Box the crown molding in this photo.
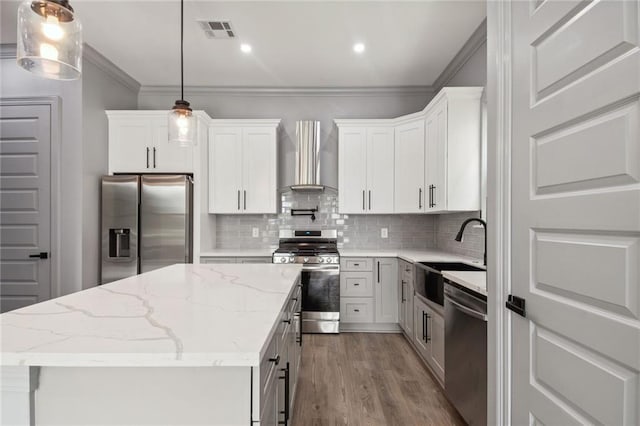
[433,18,487,91]
[0,44,17,59]
[83,43,141,92]
[139,85,435,98]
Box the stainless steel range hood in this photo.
[290,120,324,191]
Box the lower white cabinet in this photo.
[340,257,398,330]
[413,295,445,384]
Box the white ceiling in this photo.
[1,1,486,88]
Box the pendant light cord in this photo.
[180,0,184,101]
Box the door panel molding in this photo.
[1,97,61,301]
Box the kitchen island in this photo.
[1,263,303,426]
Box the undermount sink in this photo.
[417,261,485,272]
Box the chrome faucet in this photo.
[455,218,487,266]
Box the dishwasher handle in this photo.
[446,296,488,322]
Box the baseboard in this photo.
[339,323,401,333]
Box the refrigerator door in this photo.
[140,175,193,273]
[101,175,139,284]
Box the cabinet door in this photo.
[405,278,414,337]
[426,100,447,212]
[242,127,277,214]
[338,127,367,213]
[394,119,425,212]
[151,117,194,173]
[108,118,152,173]
[413,297,430,360]
[367,127,394,213]
[260,380,278,426]
[374,258,398,323]
[427,307,445,383]
[209,127,243,213]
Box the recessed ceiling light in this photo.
[353,43,365,54]
[240,43,252,53]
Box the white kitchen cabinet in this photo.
[374,258,398,323]
[394,116,426,213]
[424,87,483,212]
[413,295,445,385]
[107,111,209,174]
[336,122,394,214]
[398,259,414,335]
[208,120,280,214]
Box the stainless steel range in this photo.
[273,230,340,333]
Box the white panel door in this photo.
[108,118,151,173]
[426,100,447,212]
[338,127,367,213]
[209,127,242,213]
[394,119,425,213]
[374,258,398,323]
[242,127,277,214]
[511,2,640,425]
[151,117,193,173]
[367,127,394,213]
[0,104,51,312]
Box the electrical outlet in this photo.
[381,228,388,238]
[252,227,260,238]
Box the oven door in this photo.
[301,265,340,333]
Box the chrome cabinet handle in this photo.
[244,190,247,210]
[401,280,405,302]
[368,190,371,210]
[432,185,436,208]
[269,354,280,365]
[146,147,150,168]
[362,190,365,211]
[419,188,423,209]
[237,190,240,210]
[354,283,360,286]
[377,261,380,283]
[153,147,156,168]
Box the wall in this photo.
[81,46,139,289]
[215,190,436,250]
[0,54,83,297]
[139,88,434,189]
[443,40,487,87]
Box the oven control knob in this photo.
[303,257,309,263]
[318,257,324,263]
[279,257,286,263]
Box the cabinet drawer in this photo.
[340,258,373,271]
[340,272,373,297]
[259,332,280,401]
[340,298,374,323]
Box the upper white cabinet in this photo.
[425,87,483,212]
[336,123,394,214]
[106,111,209,174]
[394,116,426,213]
[208,120,280,214]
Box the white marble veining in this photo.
[442,270,487,297]
[0,264,302,367]
[199,249,274,258]
[339,248,484,267]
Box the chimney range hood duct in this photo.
[290,120,324,191]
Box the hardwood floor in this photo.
[290,333,465,426]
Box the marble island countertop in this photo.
[0,264,302,368]
[442,270,487,297]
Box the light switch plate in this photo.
[381,228,388,238]
[252,227,260,238]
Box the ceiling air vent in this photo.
[198,21,236,39]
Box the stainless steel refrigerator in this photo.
[101,175,193,284]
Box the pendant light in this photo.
[168,0,195,147]
[17,0,82,80]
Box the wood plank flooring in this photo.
[290,333,465,426]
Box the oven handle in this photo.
[446,296,487,322]
[301,265,340,271]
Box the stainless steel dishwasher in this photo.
[444,280,487,426]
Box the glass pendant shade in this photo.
[17,0,82,80]
[168,100,195,147]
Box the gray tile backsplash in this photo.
[435,212,485,260]
[213,191,484,259]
